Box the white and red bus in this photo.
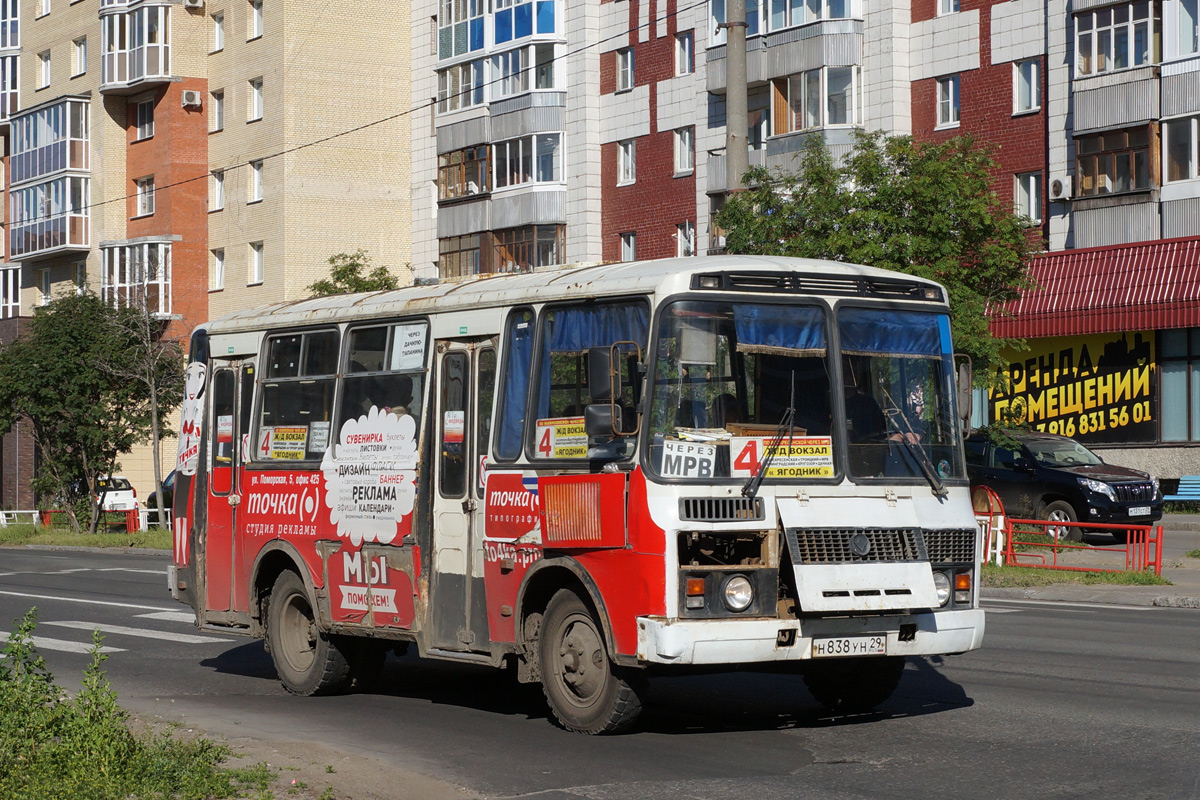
[169,255,984,733]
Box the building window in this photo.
[437,0,485,60]
[1,267,19,319]
[1075,2,1154,77]
[10,176,91,258]
[0,55,17,121]
[135,99,154,140]
[211,170,225,210]
[620,231,636,261]
[248,0,262,39]
[1015,172,1042,223]
[771,66,860,133]
[438,145,490,200]
[248,241,263,284]
[439,234,481,278]
[617,139,636,185]
[493,48,528,98]
[533,43,555,89]
[493,133,561,189]
[617,47,634,92]
[677,221,695,257]
[75,263,87,294]
[72,37,87,77]
[436,59,484,112]
[494,224,564,272]
[211,90,224,131]
[1165,116,1199,183]
[1173,0,1199,57]
[101,241,171,315]
[38,0,48,17]
[674,127,694,174]
[38,51,50,89]
[249,160,263,202]
[1076,127,1150,195]
[248,78,263,121]
[1161,328,1200,441]
[100,6,171,88]
[135,176,155,216]
[765,0,855,32]
[936,75,960,128]
[212,12,224,52]
[210,248,225,291]
[38,268,51,306]
[675,31,694,75]
[939,0,958,14]
[1014,58,1040,113]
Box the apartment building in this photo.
[0,0,412,507]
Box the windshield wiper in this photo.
[880,388,948,499]
[743,374,795,499]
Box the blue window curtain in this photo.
[733,304,826,356]
[536,302,650,416]
[838,308,948,357]
[497,309,534,459]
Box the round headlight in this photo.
[722,576,754,612]
[933,572,951,607]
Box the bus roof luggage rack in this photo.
[691,272,942,302]
[679,496,765,522]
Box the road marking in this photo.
[0,630,124,654]
[982,608,1022,614]
[97,568,166,575]
[984,598,1152,612]
[0,589,175,613]
[42,621,235,644]
[136,611,196,624]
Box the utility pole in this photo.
[724,0,749,195]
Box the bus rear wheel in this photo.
[538,589,644,734]
[803,656,906,714]
[266,570,352,696]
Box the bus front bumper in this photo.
[635,608,985,665]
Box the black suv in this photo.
[965,430,1161,541]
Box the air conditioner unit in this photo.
[182,0,204,8]
[181,90,203,108]
[1049,175,1072,201]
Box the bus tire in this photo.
[538,589,644,735]
[266,570,351,696]
[803,656,905,714]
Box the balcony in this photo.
[100,4,172,94]
[101,240,173,317]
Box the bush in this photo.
[0,609,272,800]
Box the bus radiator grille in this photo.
[922,529,976,564]
[785,528,926,564]
[678,496,766,522]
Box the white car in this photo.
[96,475,138,512]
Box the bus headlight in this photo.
[933,572,951,607]
[722,576,754,612]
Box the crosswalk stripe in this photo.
[0,630,124,654]
[135,611,196,623]
[0,589,174,612]
[42,621,235,644]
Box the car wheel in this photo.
[1041,500,1081,542]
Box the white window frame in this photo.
[211,89,224,131]
[38,0,48,17]
[617,47,634,92]
[765,0,856,32]
[1015,172,1042,223]
[249,159,263,201]
[248,0,262,39]
[617,139,636,185]
[135,98,154,140]
[438,59,485,112]
[135,176,155,217]
[212,12,225,52]
[72,37,87,77]
[1169,0,1200,58]
[0,267,19,319]
[1074,2,1154,77]
[620,231,636,262]
[492,133,562,189]
[75,262,87,294]
[936,75,960,129]
[674,126,694,174]
[211,169,225,210]
[675,31,694,76]
[1164,116,1199,184]
[1014,58,1040,114]
[39,268,52,305]
[101,241,172,315]
[770,66,861,135]
[677,220,695,257]
[249,78,263,121]
[248,241,264,285]
[938,0,959,15]
[210,248,225,291]
[38,51,50,89]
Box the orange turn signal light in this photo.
[686,577,706,596]
[955,574,972,591]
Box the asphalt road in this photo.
[2,547,1199,800]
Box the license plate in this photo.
[1128,506,1151,517]
[811,635,887,658]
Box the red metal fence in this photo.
[1002,518,1164,576]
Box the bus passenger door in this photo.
[429,340,494,654]
[204,359,254,616]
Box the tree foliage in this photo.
[307,250,402,296]
[0,293,184,533]
[716,130,1038,377]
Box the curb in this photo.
[8,543,169,557]
[982,586,1200,609]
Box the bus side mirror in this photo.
[954,354,972,429]
[584,403,621,437]
[588,346,619,403]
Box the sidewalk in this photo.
[981,514,1200,609]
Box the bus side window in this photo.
[211,369,235,495]
[440,352,468,498]
[496,309,534,461]
[477,347,496,497]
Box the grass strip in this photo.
[0,524,171,550]
[982,563,1171,588]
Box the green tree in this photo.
[307,250,403,296]
[0,293,184,534]
[717,130,1038,376]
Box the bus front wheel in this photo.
[266,570,352,696]
[538,589,644,734]
[803,656,906,714]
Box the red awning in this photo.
[991,236,1200,339]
